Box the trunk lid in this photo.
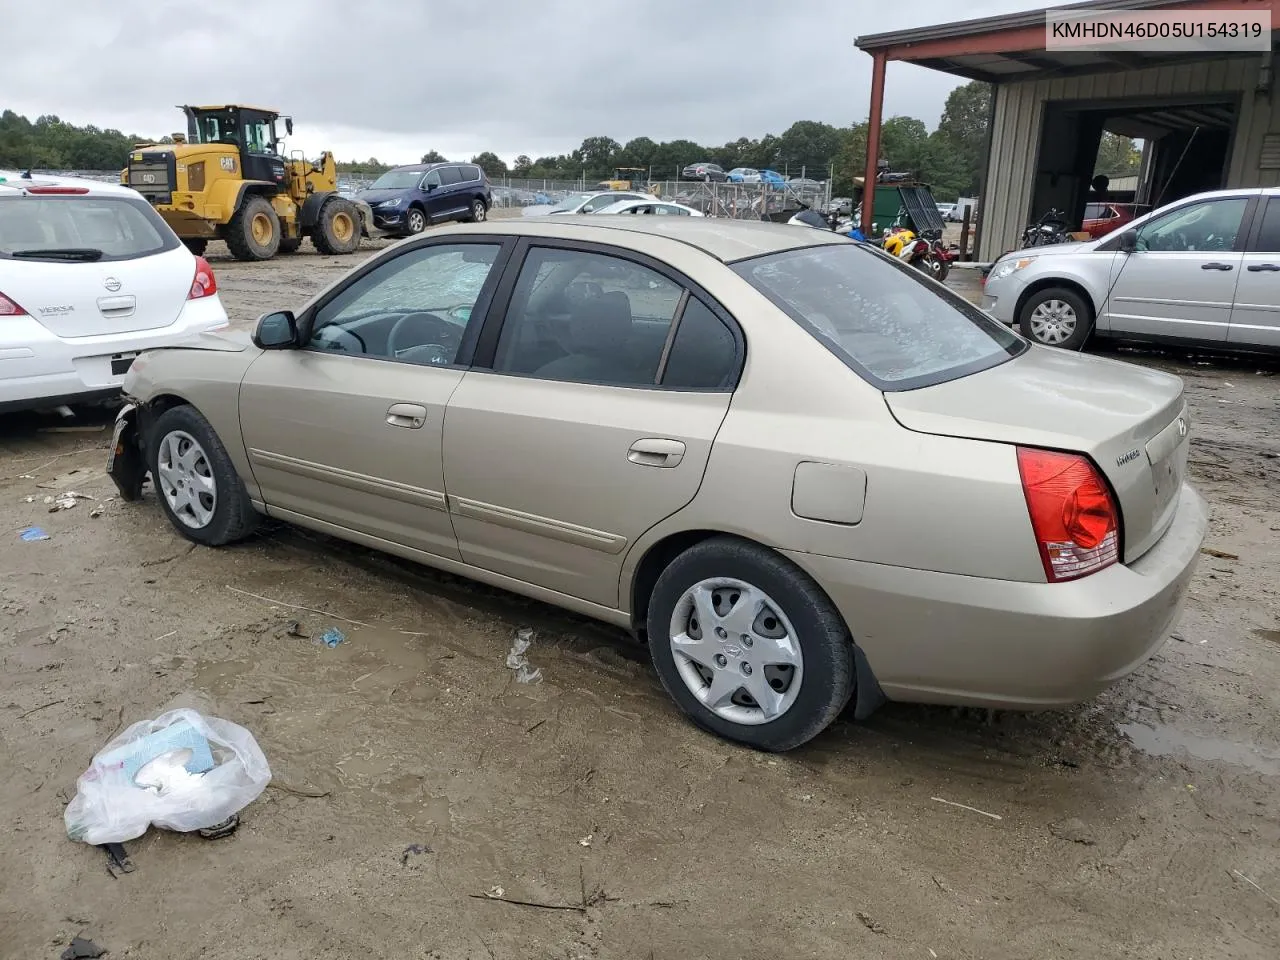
[0,244,192,338]
[884,346,1189,563]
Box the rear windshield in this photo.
[732,243,1026,391]
[0,194,178,263]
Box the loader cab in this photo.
[182,105,287,190]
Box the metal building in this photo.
[855,0,1280,261]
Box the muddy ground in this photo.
[1,232,1278,960]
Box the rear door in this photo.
[0,193,190,338]
[442,240,743,607]
[1229,194,1280,348]
[1102,193,1254,343]
[436,165,467,218]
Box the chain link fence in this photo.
[488,176,832,218]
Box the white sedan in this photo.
[0,172,229,413]
[591,199,705,217]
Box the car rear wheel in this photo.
[1019,286,1093,350]
[647,536,854,751]
[148,405,258,547]
[404,206,427,235]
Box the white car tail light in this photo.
[1017,446,1120,582]
[0,290,28,316]
[188,256,217,300]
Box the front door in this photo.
[443,242,742,608]
[238,239,508,560]
[1102,194,1253,343]
[1230,194,1280,349]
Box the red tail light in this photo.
[1017,447,1120,582]
[0,290,28,315]
[188,256,217,299]
[25,185,90,194]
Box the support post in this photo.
[861,51,887,237]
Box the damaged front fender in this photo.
[106,401,148,501]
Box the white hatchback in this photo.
[0,172,229,413]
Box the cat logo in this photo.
[141,173,156,184]
[220,157,236,172]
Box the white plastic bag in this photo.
[65,708,271,845]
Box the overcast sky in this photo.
[1,0,1049,165]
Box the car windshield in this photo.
[0,195,176,262]
[369,171,422,190]
[548,193,592,212]
[733,243,1026,390]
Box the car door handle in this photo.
[1201,262,1234,271]
[386,403,427,429]
[628,438,686,468]
[1247,262,1280,271]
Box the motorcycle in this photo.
[882,226,932,273]
[1021,208,1070,248]
[926,237,957,282]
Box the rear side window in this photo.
[1251,198,1280,252]
[733,243,1025,391]
[439,166,462,186]
[0,195,178,262]
[462,165,483,182]
[661,298,738,390]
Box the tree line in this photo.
[4,84,1141,203]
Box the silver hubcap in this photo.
[1029,299,1078,345]
[408,211,425,232]
[668,578,803,725]
[156,430,217,529]
[474,203,486,221]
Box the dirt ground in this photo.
[1,232,1278,960]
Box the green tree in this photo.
[420,150,447,164]
[512,154,533,175]
[470,151,508,177]
[572,136,621,178]
[1095,132,1141,177]
[777,120,843,176]
[933,80,992,197]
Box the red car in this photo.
[1082,202,1147,239]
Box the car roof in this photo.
[0,171,136,198]
[453,215,842,262]
[386,161,471,173]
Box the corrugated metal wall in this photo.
[979,57,1275,261]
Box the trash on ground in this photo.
[90,506,104,519]
[198,814,240,839]
[486,885,505,899]
[318,627,346,648]
[46,491,93,512]
[505,627,543,684]
[102,841,135,877]
[60,936,107,959]
[20,527,51,542]
[64,708,271,845]
[285,620,309,639]
[931,796,1003,820]
[401,843,432,865]
[579,834,593,847]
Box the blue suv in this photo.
[357,162,492,237]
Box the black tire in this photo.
[224,196,280,261]
[466,198,487,223]
[403,206,428,235]
[182,238,208,256]
[312,196,362,255]
[147,405,258,547]
[1018,285,1093,350]
[278,237,302,254]
[646,536,855,752]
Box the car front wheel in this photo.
[148,405,258,546]
[405,207,427,235]
[647,536,854,751]
[1019,286,1093,350]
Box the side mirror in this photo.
[285,118,294,135]
[253,310,298,349]
[1119,229,1138,253]
[425,182,437,192]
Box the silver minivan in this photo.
[982,188,1280,353]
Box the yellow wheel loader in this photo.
[121,105,371,261]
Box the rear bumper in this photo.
[0,296,228,413]
[784,482,1208,709]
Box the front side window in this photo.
[422,170,442,188]
[308,243,501,366]
[494,247,684,386]
[1136,197,1249,252]
[733,243,1024,390]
